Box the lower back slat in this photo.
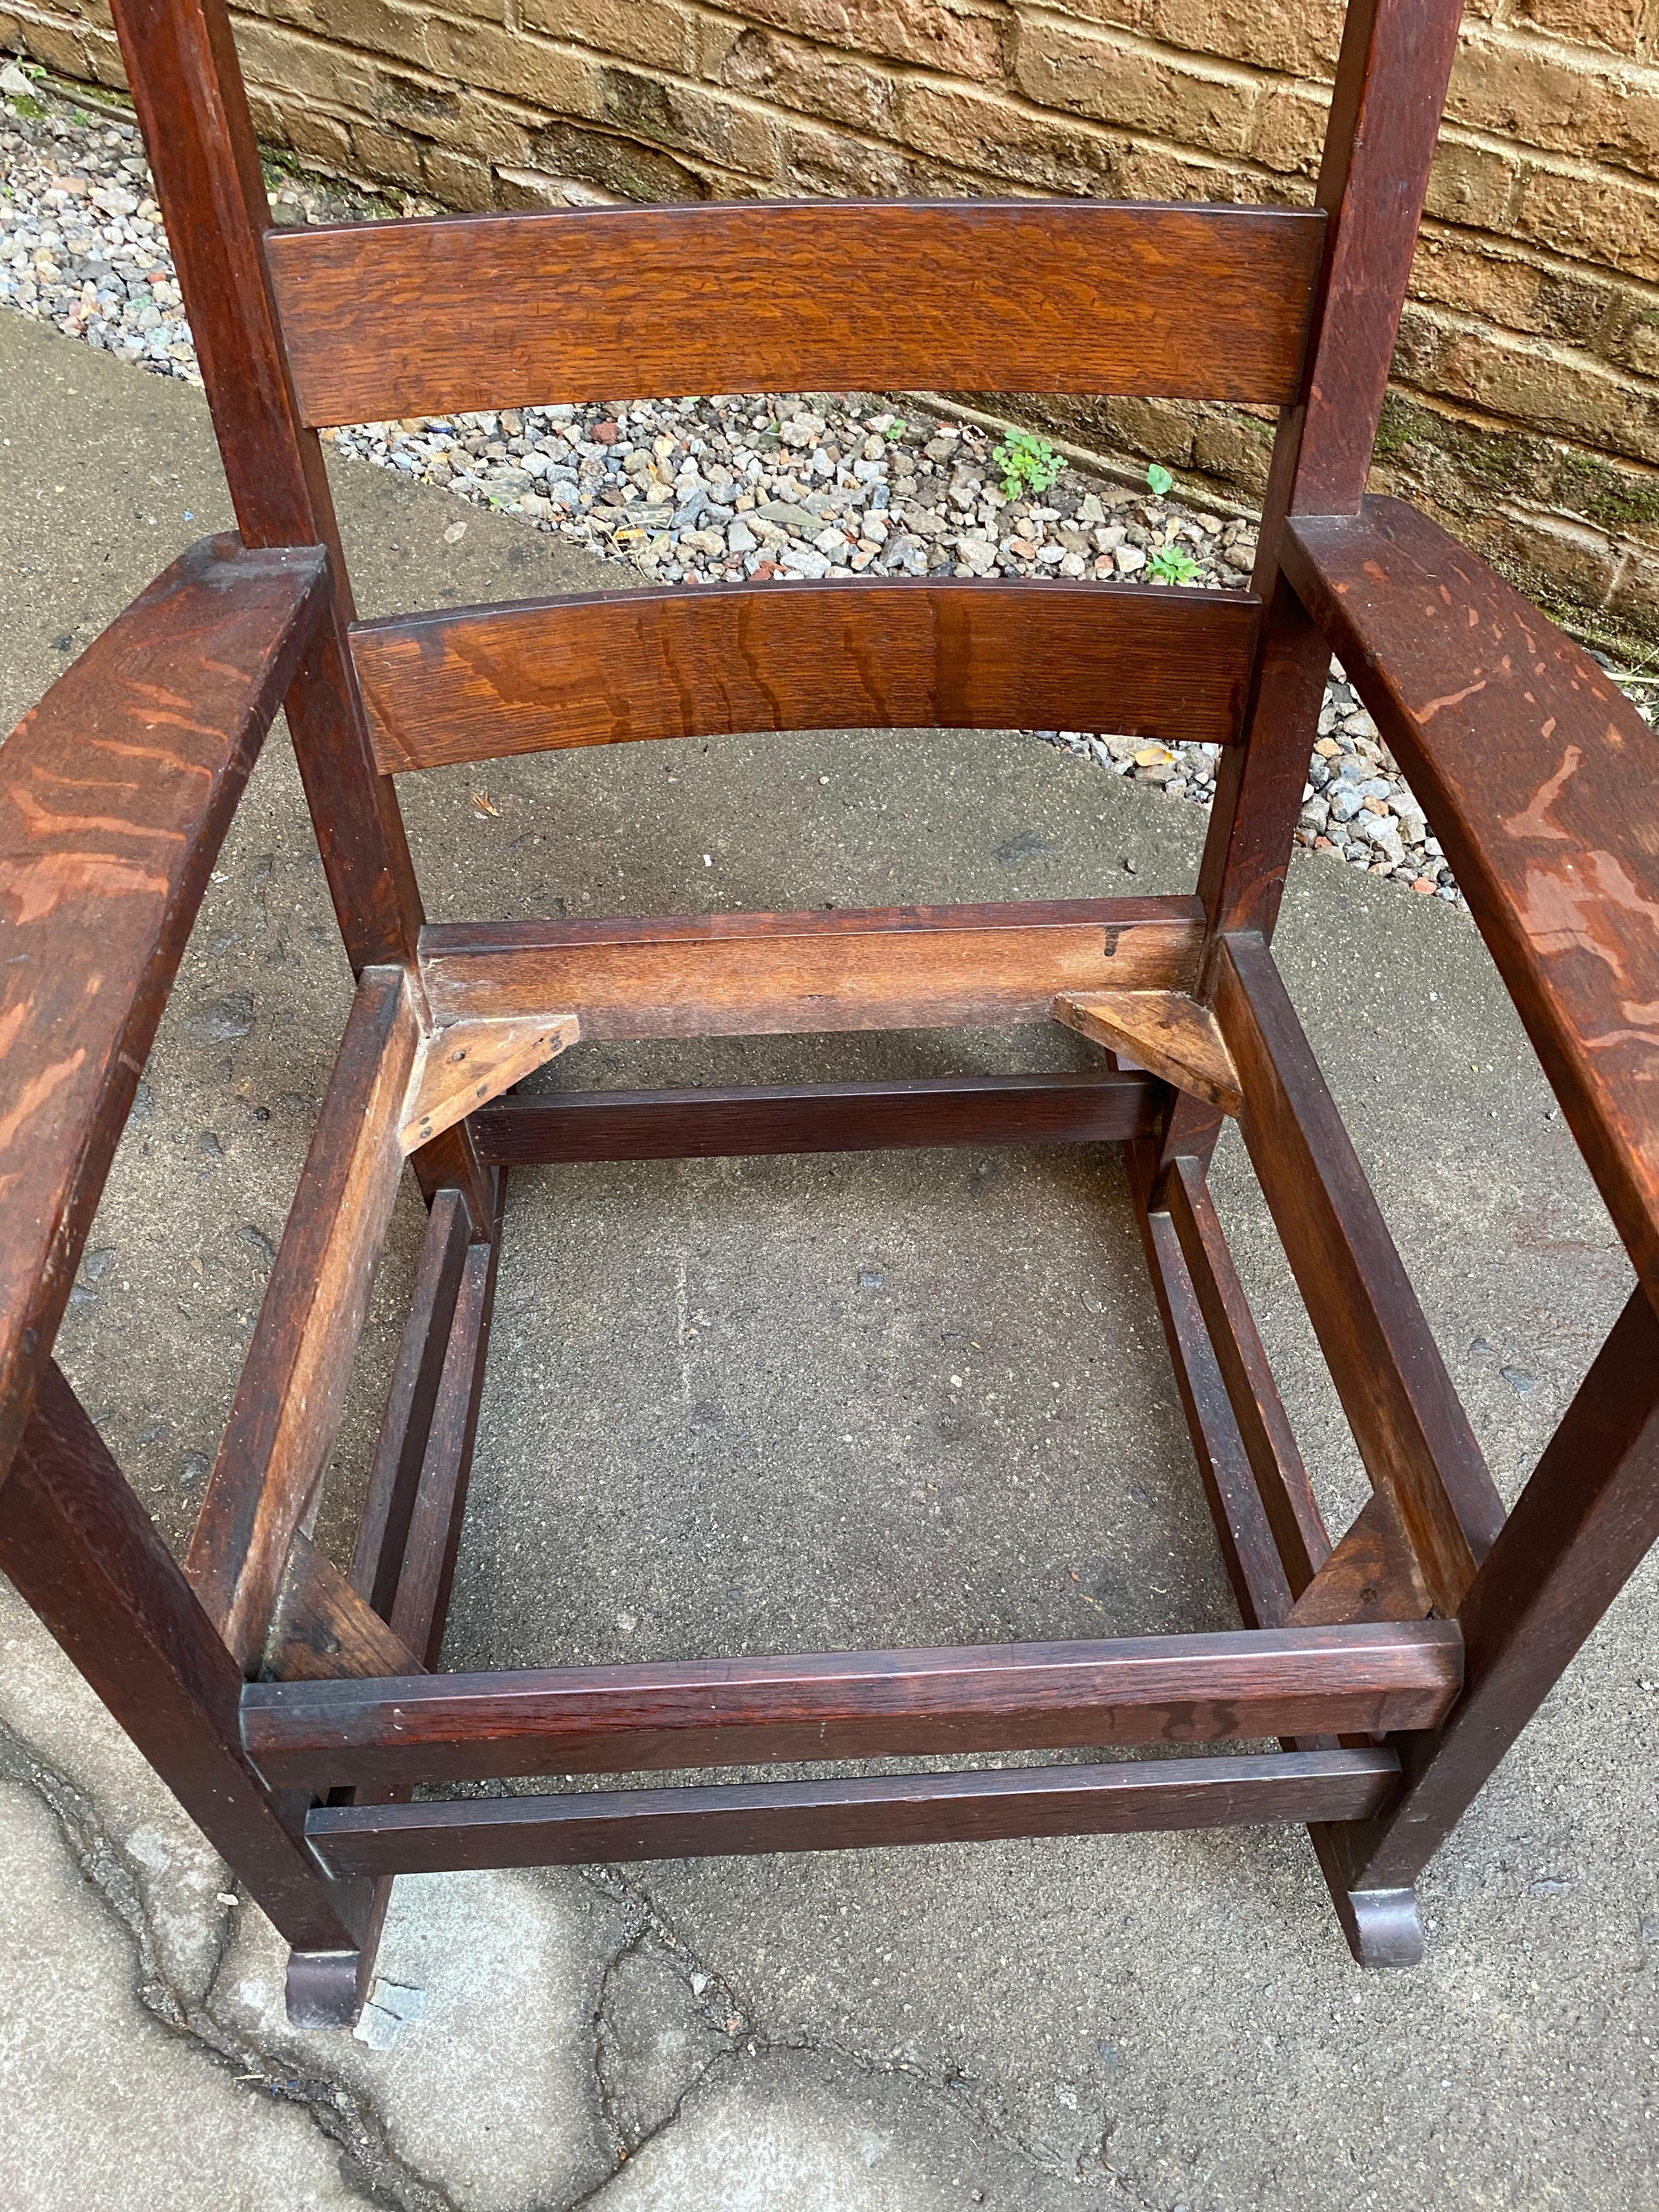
[351,578,1256,773]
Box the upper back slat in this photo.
[266,199,1326,427]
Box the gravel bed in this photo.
[7,64,1653,908]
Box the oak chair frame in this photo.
[4,0,1658,2028]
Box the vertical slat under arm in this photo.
[388,1174,505,1667]
[1342,1287,1659,1894]
[1126,1142,1295,1630]
[1163,1156,1331,1598]
[350,1188,471,1620]
[186,968,420,1669]
[1213,933,1504,1617]
[0,1364,365,1954]
[108,0,423,973]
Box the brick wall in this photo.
[6,0,1658,650]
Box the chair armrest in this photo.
[0,533,328,1482]
[1282,496,1659,1296]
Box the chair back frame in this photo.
[4,0,1657,2030]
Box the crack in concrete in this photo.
[2,1704,1138,2209]
[0,1714,457,2212]
[571,1859,1130,2203]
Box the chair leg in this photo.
[287,1880,396,2028]
[1311,1831,1423,1968]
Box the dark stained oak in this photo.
[1125,1141,1295,1631]
[1214,932,1505,1617]
[420,898,1205,1041]
[1290,1489,1431,1628]
[185,968,419,1669]
[349,579,1257,772]
[263,1532,425,1684]
[350,1188,471,1620]
[387,1180,504,1669]
[239,1621,1462,1791]
[472,1073,1163,1165]
[1284,495,1659,1303]
[108,0,423,974]
[1344,1288,1659,1894]
[1194,0,1469,977]
[303,1747,1403,1880]
[0,1364,366,1953]
[266,200,1327,425]
[8,0,1653,2004]
[0,537,325,1487]
[1163,1156,1330,1598]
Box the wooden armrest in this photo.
[0,534,328,1482]
[1282,496,1659,1295]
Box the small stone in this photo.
[1114,543,1148,577]
[190,991,253,1041]
[726,517,757,555]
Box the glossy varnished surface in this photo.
[267,199,1327,425]
[1285,495,1659,1301]
[303,1747,1404,1879]
[0,535,324,1485]
[351,579,1257,772]
[239,1621,1463,1789]
[470,1073,1163,1164]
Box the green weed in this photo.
[994,429,1063,500]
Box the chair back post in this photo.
[106,0,424,974]
[1190,0,1468,969]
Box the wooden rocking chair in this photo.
[5,0,1657,2028]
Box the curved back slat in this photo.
[267,200,1325,427]
[350,576,1257,774]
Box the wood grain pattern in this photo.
[185,967,419,1669]
[1162,1156,1330,1597]
[266,200,1327,425]
[399,1014,579,1152]
[351,1188,471,1620]
[0,536,325,1489]
[109,0,424,973]
[1284,496,1659,1304]
[471,1073,1163,1164]
[1289,1489,1431,1628]
[1214,931,1505,1617]
[303,1747,1402,1880]
[420,898,1205,1041]
[263,1532,425,1684]
[1056,990,1243,1114]
[238,1621,1462,1791]
[0,1364,364,1951]
[1193,0,1468,969]
[351,580,1257,772]
[1347,1287,1659,1893]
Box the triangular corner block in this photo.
[400,1012,579,1153]
[1053,989,1242,1116]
